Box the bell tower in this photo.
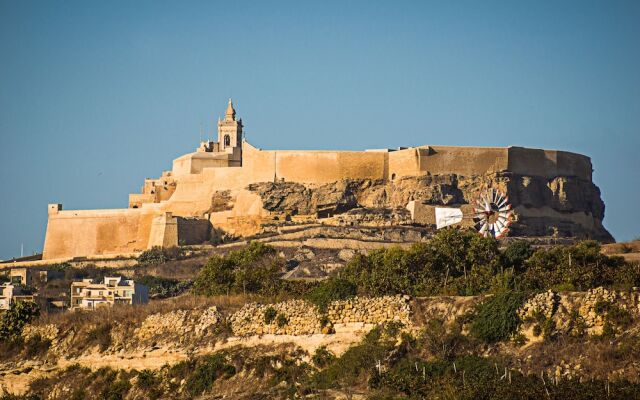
[217,98,243,149]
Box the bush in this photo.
[137,247,168,265]
[100,378,131,400]
[137,246,185,266]
[264,307,277,324]
[184,354,236,396]
[312,346,335,368]
[520,241,634,292]
[311,325,397,389]
[470,291,525,343]
[276,313,289,328]
[338,229,503,297]
[305,278,356,311]
[595,301,633,338]
[502,240,534,270]
[134,369,163,399]
[0,301,40,340]
[422,318,463,360]
[193,242,283,296]
[136,275,191,299]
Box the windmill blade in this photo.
[479,221,489,235]
[497,195,508,208]
[483,196,491,212]
[496,228,509,239]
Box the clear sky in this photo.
[0,0,639,260]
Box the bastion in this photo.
[42,100,612,260]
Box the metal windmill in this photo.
[435,188,515,239]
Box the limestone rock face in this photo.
[247,172,613,241]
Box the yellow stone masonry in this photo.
[42,101,594,260]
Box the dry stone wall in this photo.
[229,295,412,336]
[134,306,222,346]
[519,287,640,338]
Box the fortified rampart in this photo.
[41,101,611,260]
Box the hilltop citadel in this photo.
[42,100,612,260]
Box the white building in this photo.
[0,282,37,310]
[70,277,149,310]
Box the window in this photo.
[224,135,231,147]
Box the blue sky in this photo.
[0,0,638,259]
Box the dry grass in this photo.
[602,240,640,255]
[512,329,640,382]
[35,293,257,330]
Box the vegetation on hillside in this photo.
[9,320,640,400]
[191,230,638,306]
[4,231,640,399]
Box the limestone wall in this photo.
[274,150,387,184]
[42,208,156,259]
[229,296,412,336]
[42,208,209,260]
[419,146,509,177]
[508,147,592,181]
[388,147,421,180]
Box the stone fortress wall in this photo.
[41,100,605,260]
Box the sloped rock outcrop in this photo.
[247,172,613,241]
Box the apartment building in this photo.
[70,277,149,310]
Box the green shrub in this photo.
[312,346,335,368]
[338,229,503,297]
[422,318,463,360]
[305,278,356,311]
[136,275,191,299]
[185,353,236,396]
[193,242,283,296]
[311,325,396,389]
[276,313,289,328]
[137,247,168,265]
[136,369,163,399]
[264,306,277,324]
[520,241,634,292]
[502,240,534,270]
[596,301,633,337]
[100,378,131,400]
[0,301,40,340]
[470,291,525,343]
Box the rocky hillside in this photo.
[2,288,640,399]
[247,172,613,242]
